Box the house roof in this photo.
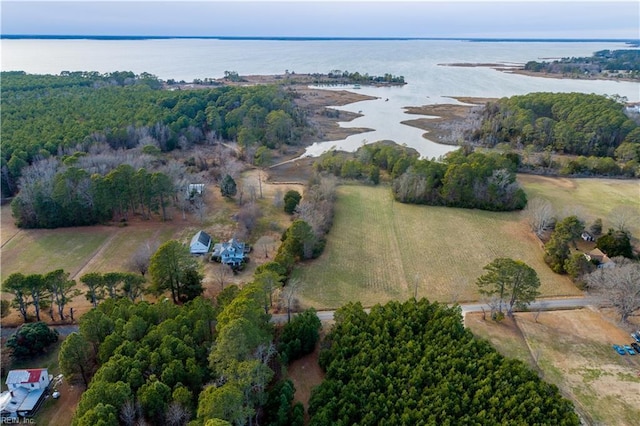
[588,248,606,258]
[6,369,46,385]
[18,388,45,412]
[190,231,211,247]
[212,238,246,260]
[188,183,205,193]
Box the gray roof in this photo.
[191,231,211,247]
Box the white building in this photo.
[0,369,51,418]
[190,230,212,255]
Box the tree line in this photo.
[315,143,527,211]
[1,71,307,198]
[309,299,579,425]
[11,160,175,228]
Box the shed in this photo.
[190,231,212,255]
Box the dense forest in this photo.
[309,300,579,425]
[524,49,640,79]
[65,284,311,425]
[1,71,306,199]
[472,92,638,156]
[315,143,527,211]
[467,92,640,176]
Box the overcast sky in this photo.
[1,1,638,39]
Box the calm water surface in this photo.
[3,39,638,158]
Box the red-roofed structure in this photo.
[1,368,51,418]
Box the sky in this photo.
[1,1,639,39]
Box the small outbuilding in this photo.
[187,183,205,200]
[190,231,212,255]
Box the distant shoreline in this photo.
[2,35,638,44]
[439,62,640,83]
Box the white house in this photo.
[187,183,205,200]
[0,369,51,418]
[190,231,212,255]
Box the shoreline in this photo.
[401,97,492,145]
[439,62,639,83]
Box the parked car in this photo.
[613,344,626,355]
[632,333,640,343]
[631,342,640,353]
[623,345,636,355]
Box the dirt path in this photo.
[70,229,122,280]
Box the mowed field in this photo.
[518,175,640,237]
[1,204,182,282]
[295,177,639,309]
[294,183,583,309]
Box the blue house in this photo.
[211,238,249,267]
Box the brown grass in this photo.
[468,309,640,425]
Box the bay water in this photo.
[2,39,638,158]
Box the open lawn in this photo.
[294,184,582,309]
[468,309,640,426]
[1,225,112,281]
[518,175,640,237]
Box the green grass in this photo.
[294,184,582,309]
[80,226,177,275]
[518,175,640,236]
[1,229,111,281]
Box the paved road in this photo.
[271,296,596,324]
[0,324,80,339]
[0,297,595,334]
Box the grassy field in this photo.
[468,309,640,426]
[294,184,583,309]
[0,204,184,282]
[0,224,112,280]
[518,175,640,237]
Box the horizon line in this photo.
[2,34,639,43]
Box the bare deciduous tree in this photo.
[586,258,640,323]
[273,188,284,208]
[165,402,191,426]
[608,205,640,234]
[214,265,232,291]
[278,278,301,323]
[130,240,159,277]
[523,197,555,238]
[237,202,262,235]
[120,400,137,426]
